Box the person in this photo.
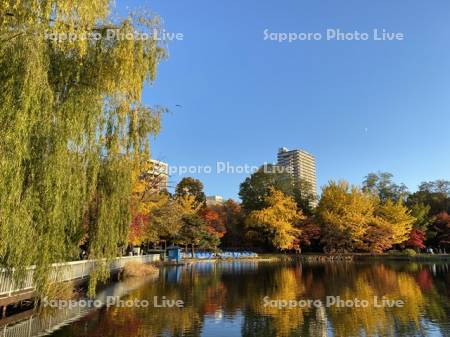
[79,249,87,260]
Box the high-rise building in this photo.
[277,147,317,196]
[206,195,224,206]
[146,159,169,191]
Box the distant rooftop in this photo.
[278,147,314,157]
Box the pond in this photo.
[50,261,450,337]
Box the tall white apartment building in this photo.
[147,159,169,191]
[277,147,317,196]
[206,195,225,206]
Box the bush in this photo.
[122,262,159,278]
[402,249,417,257]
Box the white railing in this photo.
[0,254,160,298]
[1,269,159,337]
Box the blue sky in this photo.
[118,0,450,199]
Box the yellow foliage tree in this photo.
[177,194,203,215]
[246,188,304,250]
[318,181,415,253]
[129,161,168,246]
[317,181,375,253]
[375,199,415,245]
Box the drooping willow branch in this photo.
[0,1,166,298]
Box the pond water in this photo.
[50,261,450,337]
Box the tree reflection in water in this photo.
[51,261,450,337]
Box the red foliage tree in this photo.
[128,212,149,245]
[405,229,426,250]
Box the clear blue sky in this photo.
[119,0,450,200]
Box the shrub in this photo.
[402,249,417,257]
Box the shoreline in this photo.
[159,253,450,264]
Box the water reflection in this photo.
[51,261,450,337]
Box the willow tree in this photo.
[0,1,166,296]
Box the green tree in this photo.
[146,192,208,247]
[147,195,184,245]
[239,164,294,212]
[293,179,317,216]
[220,199,246,247]
[408,181,450,216]
[408,203,432,231]
[419,180,450,195]
[0,1,165,296]
[363,172,409,203]
[179,214,219,255]
[175,177,206,206]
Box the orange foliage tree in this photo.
[200,207,227,239]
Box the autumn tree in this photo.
[361,220,394,254]
[245,188,304,251]
[317,181,374,253]
[318,181,415,254]
[129,162,169,246]
[296,219,321,250]
[378,200,414,242]
[175,177,206,207]
[239,165,294,212]
[200,207,227,239]
[405,229,426,251]
[177,194,203,215]
[363,200,415,253]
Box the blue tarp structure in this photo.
[182,251,258,259]
[167,246,182,262]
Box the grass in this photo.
[47,281,79,300]
[122,262,159,278]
